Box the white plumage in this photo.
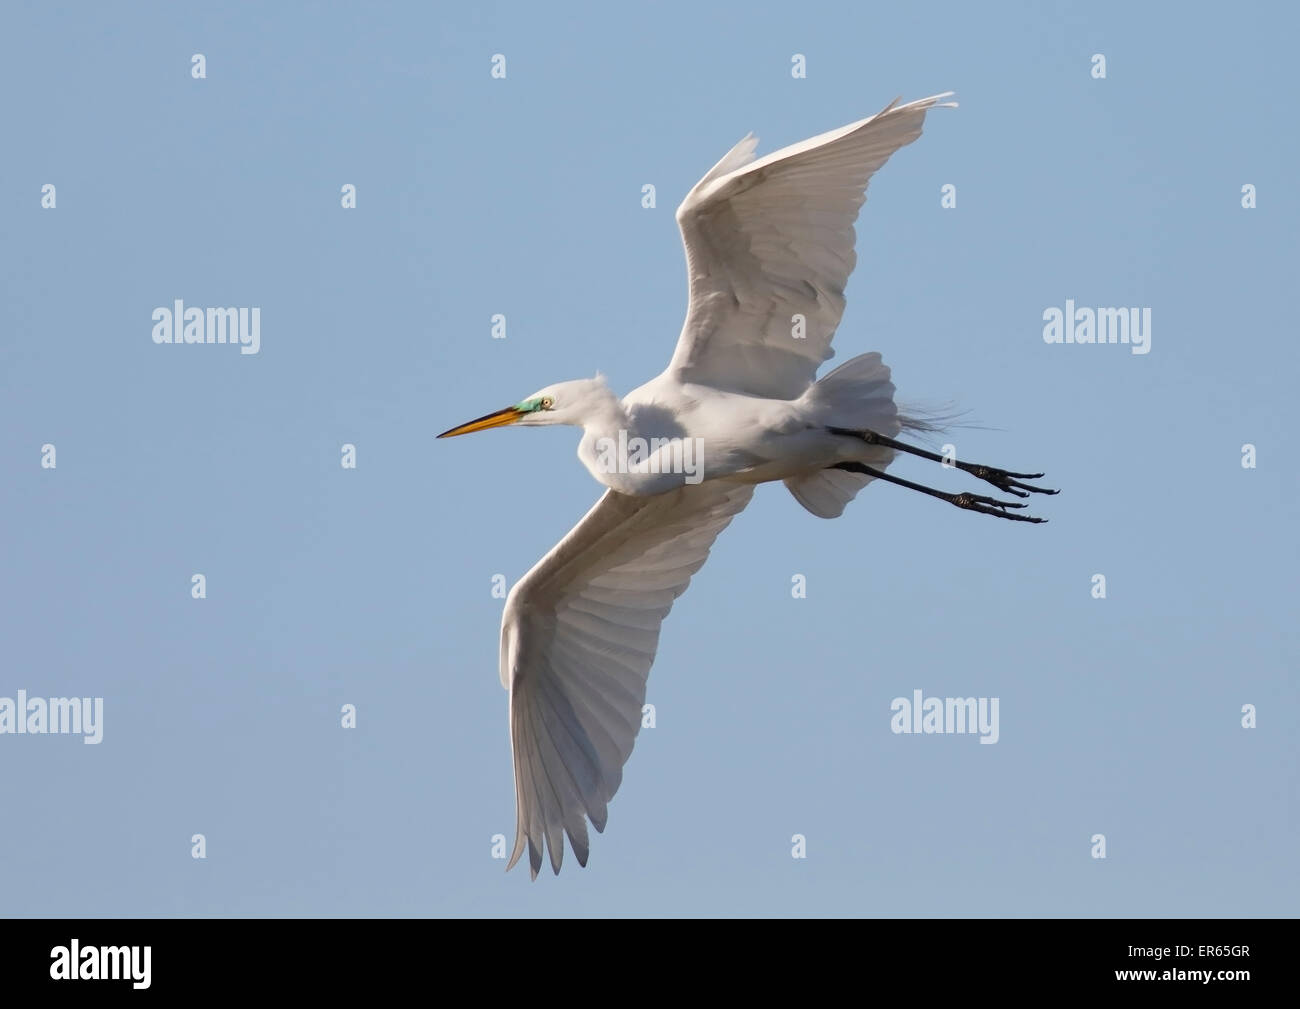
[668,93,956,399]
[501,481,755,875]
[435,93,1047,878]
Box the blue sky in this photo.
[1,1,1295,917]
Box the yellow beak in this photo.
[437,405,525,438]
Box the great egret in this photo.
[439,92,1055,878]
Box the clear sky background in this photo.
[1,1,1295,917]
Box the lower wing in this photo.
[499,480,755,877]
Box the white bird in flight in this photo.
[439,92,1055,878]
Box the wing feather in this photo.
[667,92,955,399]
[501,481,754,876]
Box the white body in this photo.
[575,368,901,496]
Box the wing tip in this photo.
[879,90,958,116]
[506,830,545,880]
[507,824,591,879]
[916,90,958,110]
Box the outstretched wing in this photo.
[667,92,955,399]
[500,481,755,877]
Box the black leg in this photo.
[833,462,1047,523]
[828,427,1059,499]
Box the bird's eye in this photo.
[541,396,554,409]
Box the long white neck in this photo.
[575,390,647,491]
[578,384,631,442]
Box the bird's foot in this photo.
[964,464,1058,499]
[949,490,1046,523]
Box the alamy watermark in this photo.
[890,689,999,744]
[592,430,705,484]
[50,940,150,989]
[152,300,260,355]
[0,690,103,744]
[1042,299,1151,355]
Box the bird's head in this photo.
[437,377,617,438]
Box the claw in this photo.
[956,493,1026,510]
[951,492,1047,523]
[970,465,1059,497]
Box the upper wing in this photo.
[666,92,955,399]
[500,480,755,877]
